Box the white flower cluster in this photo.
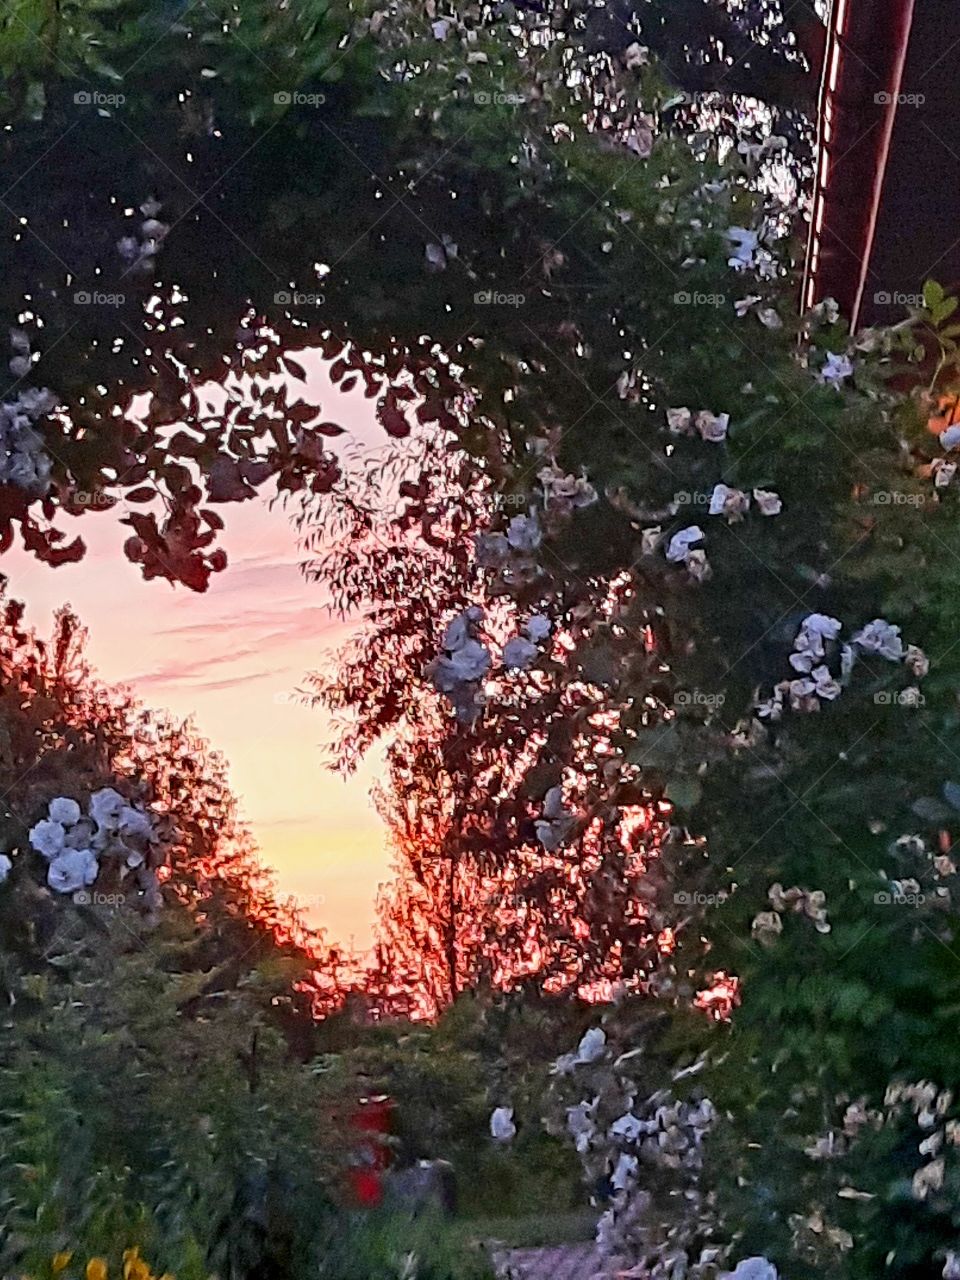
[883,1080,957,1206]
[663,525,710,581]
[931,454,957,488]
[537,461,598,514]
[807,297,841,327]
[424,233,458,271]
[757,614,927,719]
[535,785,575,851]
[738,135,788,165]
[666,407,729,443]
[489,1105,516,1142]
[428,606,554,718]
[817,351,854,387]
[726,227,757,271]
[734,295,782,330]
[726,226,776,280]
[545,1026,723,1280]
[553,1026,608,1076]
[28,789,160,908]
[752,882,830,946]
[802,1097,880,1161]
[882,831,957,914]
[474,510,542,568]
[721,1263,778,1280]
[474,459,597,582]
[502,613,551,671]
[930,407,960,486]
[708,483,782,522]
[427,606,490,724]
[2,330,55,493]
[117,197,169,273]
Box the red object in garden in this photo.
[347,1094,394,1208]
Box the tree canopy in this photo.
[9,1,960,1278]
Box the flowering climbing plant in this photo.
[303,11,960,1275]
[9,0,960,1276]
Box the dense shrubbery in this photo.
[0,594,335,1274]
[316,991,588,1217]
[7,0,960,1277]
[0,594,507,1278]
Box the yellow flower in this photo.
[52,1254,73,1275]
[121,1249,150,1280]
[86,1259,108,1280]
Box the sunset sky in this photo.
[7,359,390,951]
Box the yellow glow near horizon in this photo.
[5,361,391,950]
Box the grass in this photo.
[454,1207,598,1249]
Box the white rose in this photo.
[722,1260,778,1280]
[119,806,153,840]
[503,636,538,670]
[666,526,704,563]
[89,787,126,831]
[611,1152,638,1191]
[575,1027,606,1064]
[752,488,782,516]
[490,1106,516,1142]
[30,818,65,860]
[47,848,99,895]
[524,614,551,643]
[666,407,693,435]
[48,797,81,827]
[695,411,730,443]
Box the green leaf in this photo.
[627,723,682,768]
[934,297,959,326]
[666,777,702,810]
[924,279,945,311]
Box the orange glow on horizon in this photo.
[6,357,390,953]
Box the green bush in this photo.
[318,1210,496,1280]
